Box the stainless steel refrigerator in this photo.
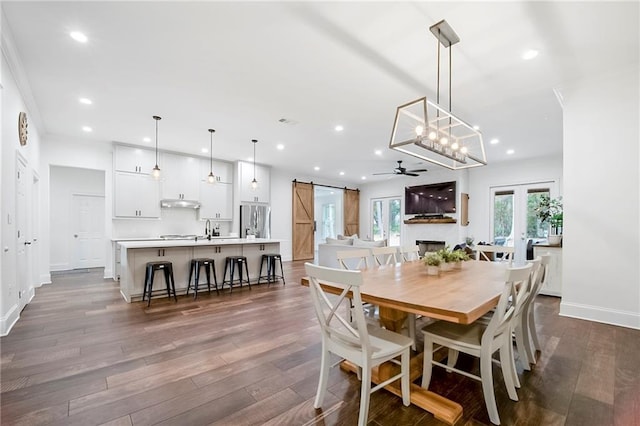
[240,204,271,238]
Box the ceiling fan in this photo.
[373,160,428,177]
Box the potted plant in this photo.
[424,253,442,276]
[451,249,470,269]
[534,195,563,245]
[437,246,457,271]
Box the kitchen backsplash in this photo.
[112,208,232,239]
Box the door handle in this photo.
[24,241,32,245]
[74,234,78,238]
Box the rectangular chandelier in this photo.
[389,96,486,170]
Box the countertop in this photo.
[112,236,233,242]
[117,238,281,249]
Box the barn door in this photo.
[343,189,360,236]
[292,181,314,260]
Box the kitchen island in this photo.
[118,238,281,302]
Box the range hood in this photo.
[160,199,201,209]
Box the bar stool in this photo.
[257,253,285,286]
[143,261,177,307]
[222,256,251,293]
[186,258,218,298]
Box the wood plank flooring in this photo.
[2,261,639,425]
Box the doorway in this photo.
[490,181,559,264]
[314,186,344,252]
[371,197,402,246]
[16,154,29,311]
[72,194,106,269]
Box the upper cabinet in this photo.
[113,172,160,218]
[161,153,200,200]
[238,161,270,203]
[114,145,156,174]
[200,158,232,184]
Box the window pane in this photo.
[527,190,550,239]
[372,200,384,241]
[493,192,513,246]
[389,199,401,246]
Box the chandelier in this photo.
[389,20,486,170]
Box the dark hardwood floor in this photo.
[2,261,639,425]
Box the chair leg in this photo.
[358,366,372,426]
[211,261,219,295]
[278,256,285,285]
[243,260,251,289]
[499,342,519,401]
[408,313,416,351]
[313,348,331,409]
[193,263,200,299]
[446,348,459,372]
[401,348,410,406]
[258,256,265,285]
[529,307,541,352]
[186,262,194,296]
[168,265,177,302]
[229,260,235,293]
[508,327,521,389]
[480,349,501,425]
[204,263,212,294]
[421,337,434,388]
[515,322,531,370]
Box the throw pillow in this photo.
[337,234,358,240]
[352,238,386,248]
[326,237,353,245]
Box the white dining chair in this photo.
[421,263,532,425]
[371,246,399,265]
[399,245,421,262]
[475,245,515,263]
[336,249,371,270]
[523,253,551,364]
[305,263,412,426]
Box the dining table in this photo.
[300,259,511,425]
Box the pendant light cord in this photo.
[253,140,257,180]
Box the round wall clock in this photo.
[18,112,28,146]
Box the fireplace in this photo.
[416,240,446,257]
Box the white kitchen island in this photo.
[118,238,281,302]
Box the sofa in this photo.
[317,235,387,269]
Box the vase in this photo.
[426,265,440,276]
[440,262,453,272]
[548,235,562,246]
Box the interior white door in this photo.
[31,173,40,291]
[16,156,29,311]
[490,181,558,264]
[72,194,106,269]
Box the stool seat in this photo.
[222,256,251,293]
[143,261,177,306]
[258,253,285,286]
[187,258,219,298]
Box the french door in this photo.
[371,197,402,246]
[490,181,558,264]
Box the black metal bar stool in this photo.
[186,258,218,298]
[257,253,285,286]
[143,261,177,306]
[222,256,251,293]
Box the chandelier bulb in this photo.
[428,131,437,141]
[440,136,449,145]
[451,142,459,150]
[415,125,424,136]
[207,172,215,184]
[460,146,468,154]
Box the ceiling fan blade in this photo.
[406,168,428,173]
[404,172,420,177]
[372,172,395,175]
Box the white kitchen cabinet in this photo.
[200,158,233,184]
[193,244,242,287]
[114,172,160,218]
[238,161,270,203]
[242,242,279,281]
[161,153,200,200]
[533,245,562,297]
[132,247,191,298]
[114,145,157,174]
[199,181,233,220]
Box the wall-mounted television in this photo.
[405,181,456,215]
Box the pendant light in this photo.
[250,139,258,190]
[207,129,216,184]
[151,115,161,178]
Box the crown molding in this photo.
[1,10,45,136]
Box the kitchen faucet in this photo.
[205,219,212,240]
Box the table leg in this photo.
[378,306,408,332]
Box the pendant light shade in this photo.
[250,139,258,190]
[152,115,162,178]
[207,129,216,184]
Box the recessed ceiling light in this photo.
[522,49,539,60]
[490,138,499,145]
[201,148,208,153]
[143,137,151,143]
[339,171,345,176]
[78,97,92,105]
[374,149,383,156]
[507,149,515,155]
[276,143,284,150]
[361,176,367,180]
[82,126,92,132]
[335,125,344,132]
[70,31,88,43]
[314,166,320,171]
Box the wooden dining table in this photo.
[300,259,511,425]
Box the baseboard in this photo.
[50,263,70,272]
[41,272,52,285]
[103,266,113,280]
[1,304,20,336]
[560,301,640,330]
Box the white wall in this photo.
[1,40,43,335]
[561,66,640,329]
[358,167,469,248]
[49,166,105,271]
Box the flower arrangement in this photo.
[534,195,563,235]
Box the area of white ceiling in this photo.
[2,1,638,184]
